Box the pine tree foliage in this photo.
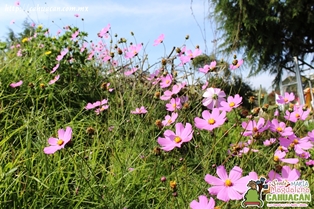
[211,0,314,85]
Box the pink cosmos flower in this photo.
[56,48,68,61]
[10,20,15,24]
[157,123,193,151]
[273,150,299,164]
[160,74,173,88]
[230,59,243,70]
[146,69,161,85]
[10,80,23,88]
[297,151,311,159]
[177,46,186,56]
[98,24,111,38]
[274,109,279,116]
[276,92,295,104]
[202,81,209,90]
[269,119,294,136]
[306,160,314,166]
[202,87,226,109]
[241,117,269,136]
[17,49,22,56]
[111,60,118,67]
[50,63,59,74]
[205,165,250,202]
[279,136,313,154]
[15,1,20,6]
[153,34,164,46]
[186,48,202,60]
[220,94,242,112]
[189,195,215,209]
[71,30,79,40]
[87,51,94,60]
[160,84,183,100]
[95,105,109,115]
[74,14,79,17]
[48,75,60,85]
[228,140,259,157]
[131,106,147,114]
[125,44,142,59]
[162,112,178,126]
[263,138,277,146]
[268,165,300,181]
[180,95,189,104]
[308,130,314,142]
[44,127,72,154]
[80,42,88,52]
[85,99,108,110]
[179,48,202,65]
[194,108,226,131]
[124,67,138,76]
[166,98,182,112]
[160,90,173,101]
[199,61,216,74]
[284,106,310,122]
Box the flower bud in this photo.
[160,176,166,182]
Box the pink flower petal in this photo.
[48,137,58,146]
[205,174,224,186]
[44,146,60,154]
[216,165,228,181]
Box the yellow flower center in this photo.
[274,155,279,162]
[295,113,300,118]
[276,127,283,132]
[167,119,172,125]
[174,136,182,143]
[45,51,52,55]
[57,139,64,146]
[170,181,177,189]
[284,98,288,102]
[22,38,28,43]
[229,102,235,107]
[166,80,170,84]
[253,127,258,132]
[293,139,299,144]
[208,118,215,125]
[224,179,232,187]
[172,103,176,108]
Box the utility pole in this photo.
[294,57,305,105]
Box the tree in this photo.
[210,0,314,86]
[6,19,35,44]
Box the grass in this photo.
[0,23,313,209]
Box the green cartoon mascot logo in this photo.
[241,177,268,208]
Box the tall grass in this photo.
[0,23,313,209]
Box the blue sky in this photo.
[0,0,274,91]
